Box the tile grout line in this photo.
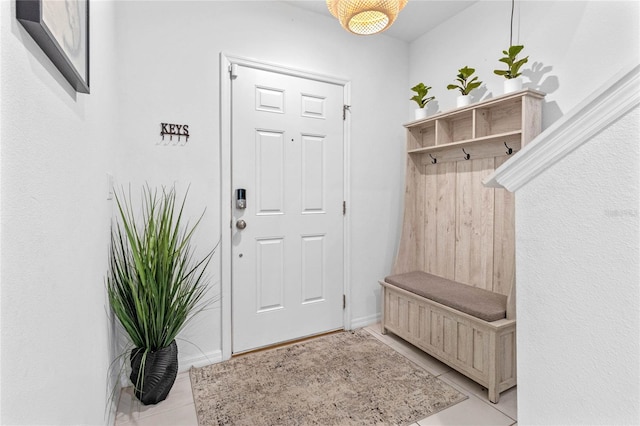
[436,372,518,422]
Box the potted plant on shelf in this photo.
[447,66,482,108]
[410,82,436,120]
[107,185,214,405]
[494,44,529,94]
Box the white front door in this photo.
[231,64,345,354]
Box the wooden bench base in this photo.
[380,280,516,403]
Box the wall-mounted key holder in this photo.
[160,123,189,142]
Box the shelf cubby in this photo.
[404,89,545,164]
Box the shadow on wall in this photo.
[523,61,562,128]
[419,63,562,127]
[475,85,491,103]
[425,100,440,116]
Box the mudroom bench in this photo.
[380,271,516,403]
[383,90,544,403]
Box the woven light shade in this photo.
[327,0,408,35]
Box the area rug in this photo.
[189,329,467,425]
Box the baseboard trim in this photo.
[350,313,381,330]
[105,385,120,426]
[179,350,223,372]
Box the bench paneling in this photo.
[381,281,516,403]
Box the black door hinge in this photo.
[343,105,351,120]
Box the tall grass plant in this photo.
[107,185,214,401]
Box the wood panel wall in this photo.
[393,154,515,297]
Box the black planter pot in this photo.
[130,340,178,405]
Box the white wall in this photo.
[517,106,639,424]
[112,1,408,364]
[409,1,640,128]
[408,1,640,423]
[0,1,119,424]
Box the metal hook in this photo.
[504,142,513,155]
[429,154,437,164]
[462,148,470,160]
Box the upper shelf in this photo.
[404,88,546,130]
[404,89,545,158]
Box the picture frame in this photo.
[16,0,90,93]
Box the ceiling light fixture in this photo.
[327,0,408,36]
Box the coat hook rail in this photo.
[462,148,470,160]
[429,154,437,164]
[504,141,513,155]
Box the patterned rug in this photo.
[189,329,467,425]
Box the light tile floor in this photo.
[115,324,517,426]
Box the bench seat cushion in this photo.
[384,271,507,322]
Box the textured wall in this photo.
[516,106,639,424]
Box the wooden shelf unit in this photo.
[383,89,545,403]
[395,88,544,282]
[405,89,545,164]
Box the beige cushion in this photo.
[384,271,507,322]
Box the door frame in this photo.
[219,53,352,360]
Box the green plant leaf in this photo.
[508,45,525,57]
[495,45,529,80]
[512,57,529,69]
[459,66,475,78]
[446,84,460,91]
[410,82,434,107]
[466,81,482,92]
[410,82,425,92]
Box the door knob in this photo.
[236,219,247,230]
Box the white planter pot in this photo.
[456,95,471,108]
[414,108,428,120]
[504,78,523,94]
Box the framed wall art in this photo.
[17,0,90,93]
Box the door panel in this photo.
[255,130,285,214]
[301,234,326,303]
[256,237,285,312]
[302,135,326,212]
[231,65,344,354]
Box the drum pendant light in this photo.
[327,0,408,35]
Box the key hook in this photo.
[504,142,513,155]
